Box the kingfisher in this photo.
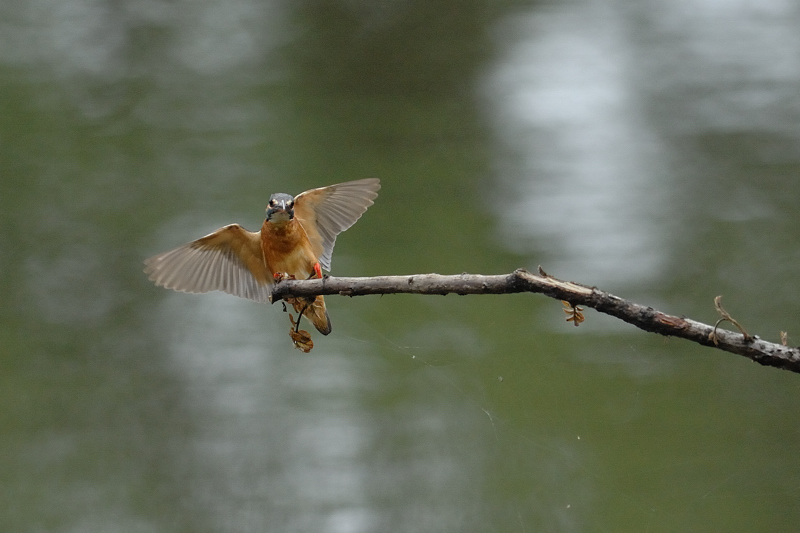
[143,178,380,335]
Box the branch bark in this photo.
[270,268,800,374]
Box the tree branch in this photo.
[271,268,800,374]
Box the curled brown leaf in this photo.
[562,300,585,327]
[288,314,314,352]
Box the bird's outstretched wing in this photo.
[143,224,273,303]
[293,178,380,271]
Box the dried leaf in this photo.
[561,300,585,327]
[290,329,314,352]
[288,314,314,352]
[781,331,789,347]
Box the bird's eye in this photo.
[268,200,275,207]
[287,201,294,209]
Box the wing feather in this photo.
[293,178,380,271]
[143,224,272,303]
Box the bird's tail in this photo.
[293,295,331,335]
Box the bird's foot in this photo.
[273,272,296,282]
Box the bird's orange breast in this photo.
[260,218,318,279]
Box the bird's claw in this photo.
[273,272,296,282]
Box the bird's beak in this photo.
[266,200,294,221]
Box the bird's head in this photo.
[265,193,295,224]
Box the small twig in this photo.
[710,295,751,345]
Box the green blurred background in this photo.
[2,0,800,531]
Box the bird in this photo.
[143,178,380,335]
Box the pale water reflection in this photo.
[486,2,671,286]
[158,294,377,530]
[645,0,800,132]
[154,293,491,531]
[485,0,800,288]
[0,0,286,75]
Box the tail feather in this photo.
[293,295,331,335]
